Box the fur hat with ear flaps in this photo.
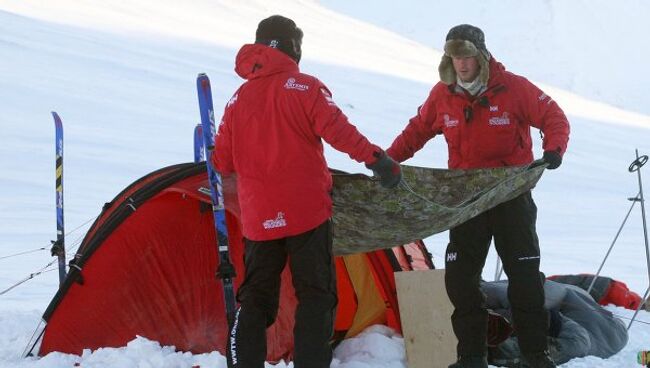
[438,24,491,85]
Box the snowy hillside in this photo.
[1,0,650,367]
[321,0,650,116]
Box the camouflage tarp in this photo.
[331,162,547,255]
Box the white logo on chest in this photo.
[444,114,459,127]
[489,112,511,126]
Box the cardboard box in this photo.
[395,269,457,368]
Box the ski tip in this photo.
[52,112,62,126]
[197,73,210,90]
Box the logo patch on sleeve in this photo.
[227,93,238,107]
[538,92,553,105]
[321,87,337,106]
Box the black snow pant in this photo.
[444,191,549,358]
[227,220,337,368]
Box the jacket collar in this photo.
[446,58,507,98]
[235,44,299,80]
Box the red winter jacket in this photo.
[387,58,570,169]
[212,44,380,241]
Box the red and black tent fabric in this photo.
[36,162,433,362]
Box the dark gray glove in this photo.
[543,150,562,170]
[366,151,402,188]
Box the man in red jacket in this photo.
[212,15,401,368]
[387,25,570,368]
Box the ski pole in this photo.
[587,195,638,294]
[625,150,649,330]
[630,150,650,294]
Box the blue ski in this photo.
[193,124,204,163]
[196,74,237,327]
[52,112,67,285]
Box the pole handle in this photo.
[629,155,648,173]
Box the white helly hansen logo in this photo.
[489,105,499,112]
[447,252,457,262]
[263,212,287,229]
[284,78,309,91]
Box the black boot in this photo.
[522,351,556,368]
[448,355,488,368]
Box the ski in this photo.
[193,124,204,163]
[52,112,67,286]
[196,74,237,328]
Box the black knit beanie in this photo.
[255,15,303,63]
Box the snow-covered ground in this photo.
[0,0,649,367]
[321,0,650,116]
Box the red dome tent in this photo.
[35,162,433,361]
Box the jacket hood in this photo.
[235,44,299,80]
[486,58,506,87]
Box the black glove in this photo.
[543,150,562,170]
[366,151,402,188]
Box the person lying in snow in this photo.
[483,279,628,367]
